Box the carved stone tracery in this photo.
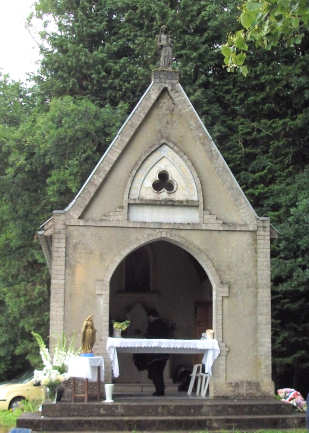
[152,170,177,194]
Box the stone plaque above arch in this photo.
[128,144,202,224]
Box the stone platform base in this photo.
[17,395,306,431]
[113,381,179,394]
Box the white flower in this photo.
[41,377,49,386]
[56,375,64,383]
[32,331,78,386]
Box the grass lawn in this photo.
[0,408,30,428]
[0,400,41,427]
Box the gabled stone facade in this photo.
[38,68,274,398]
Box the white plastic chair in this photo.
[187,363,210,397]
[187,363,202,396]
[200,371,210,397]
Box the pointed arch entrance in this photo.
[102,232,228,389]
[107,233,227,386]
[110,240,212,338]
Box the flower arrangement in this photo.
[36,370,66,402]
[112,320,130,331]
[277,388,307,412]
[32,331,77,400]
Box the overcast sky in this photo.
[0,0,41,82]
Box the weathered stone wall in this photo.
[46,71,273,398]
[81,89,247,226]
[59,223,270,395]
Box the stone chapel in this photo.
[38,41,275,398]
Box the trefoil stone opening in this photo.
[152,170,176,194]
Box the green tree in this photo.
[221,0,309,74]
[271,170,309,391]
[31,0,241,110]
[0,76,127,378]
[0,75,46,377]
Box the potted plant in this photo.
[112,320,130,337]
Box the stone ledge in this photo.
[152,69,179,82]
[65,218,257,232]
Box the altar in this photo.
[106,337,220,378]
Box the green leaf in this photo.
[234,31,249,50]
[246,1,263,12]
[221,45,233,57]
[239,65,248,76]
[236,52,246,66]
[291,17,299,29]
[240,10,257,29]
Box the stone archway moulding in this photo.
[123,140,204,223]
[99,230,229,382]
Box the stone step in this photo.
[41,399,298,418]
[17,412,306,432]
[113,382,178,394]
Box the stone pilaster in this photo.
[95,279,112,382]
[256,217,273,394]
[211,284,229,397]
[49,211,66,349]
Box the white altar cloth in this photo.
[68,356,104,382]
[106,338,220,378]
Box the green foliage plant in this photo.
[113,320,131,331]
[0,77,127,380]
[271,170,309,389]
[222,0,309,74]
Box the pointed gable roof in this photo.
[64,69,257,225]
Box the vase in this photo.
[113,328,122,338]
[44,385,57,403]
[104,383,114,403]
